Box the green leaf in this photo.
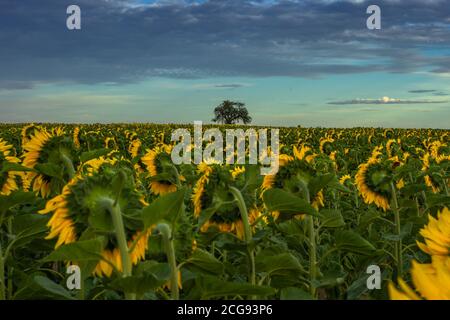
[358,209,380,230]
[0,162,34,173]
[11,213,49,247]
[0,191,36,213]
[319,209,345,228]
[197,201,221,230]
[308,173,335,196]
[256,252,306,276]
[335,230,377,256]
[141,188,186,229]
[186,249,224,275]
[329,178,352,193]
[110,262,170,296]
[383,222,413,241]
[43,238,105,262]
[401,184,427,197]
[280,287,314,300]
[34,163,62,179]
[33,276,75,300]
[80,148,111,163]
[262,188,318,217]
[189,276,276,299]
[243,164,261,190]
[312,270,346,289]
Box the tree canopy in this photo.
[212,100,252,125]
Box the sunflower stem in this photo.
[390,182,403,276]
[229,186,256,299]
[421,190,428,211]
[156,223,179,300]
[307,214,317,298]
[408,173,421,217]
[298,180,317,298]
[102,198,135,300]
[442,178,449,196]
[113,170,127,207]
[7,218,12,300]
[0,243,4,300]
[170,164,181,188]
[60,151,75,180]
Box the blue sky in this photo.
[0,0,449,127]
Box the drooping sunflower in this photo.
[192,161,260,240]
[389,207,450,300]
[355,148,392,211]
[22,127,76,198]
[339,174,352,186]
[141,144,179,195]
[39,158,150,277]
[21,123,40,146]
[262,145,324,220]
[104,137,117,150]
[128,138,142,159]
[319,137,335,155]
[421,153,441,194]
[386,139,401,158]
[429,141,450,163]
[73,127,81,149]
[0,139,21,195]
[261,154,293,194]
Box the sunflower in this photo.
[21,123,40,146]
[421,153,441,193]
[339,174,352,186]
[128,138,142,159]
[22,127,74,198]
[293,145,315,164]
[386,139,401,158]
[389,207,450,300]
[261,154,293,193]
[389,258,450,300]
[192,162,260,240]
[39,158,150,277]
[192,162,214,217]
[355,153,391,211]
[141,144,179,195]
[230,166,245,179]
[319,137,335,155]
[0,139,21,195]
[429,141,449,161]
[262,146,323,219]
[104,137,117,149]
[395,178,405,190]
[73,127,81,149]
[416,207,450,256]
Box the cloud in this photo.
[328,96,448,105]
[408,90,436,93]
[214,84,247,89]
[433,92,449,96]
[185,83,251,90]
[0,0,449,89]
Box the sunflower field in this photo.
[0,123,448,300]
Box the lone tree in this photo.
[212,100,252,124]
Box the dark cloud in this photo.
[0,0,449,89]
[433,92,449,96]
